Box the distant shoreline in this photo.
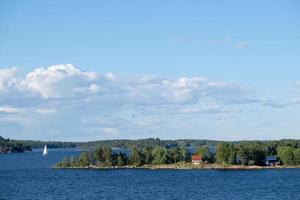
[54,163,300,170]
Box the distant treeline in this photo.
[56,140,300,168]
[15,138,300,150]
[0,136,32,153]
[19,140,77,149]
[2,136,300,165]
[12,138,220,149]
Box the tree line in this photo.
[2,135,300,166]
[56,145,192,168]
[19,138,217,149]
[277,146,300,165]
[4,136,300,151]
[0,136,32,153]
[56,141,300,168]
[215,142,300,166]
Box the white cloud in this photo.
[103,128,119,134]
[292,98,300,104]
[235,41,249,49]
[0,64,287,140]
[18,64,97,99]
[0,105,21,113]
[0,67,18,91]
[36,108,58,114]
[0,64,256,106]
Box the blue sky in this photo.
[0,0,300,141]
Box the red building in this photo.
[192,155,202,164]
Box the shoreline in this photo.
[54,163,300,170]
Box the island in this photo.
[55,140,300,170]
[0,136,32,153]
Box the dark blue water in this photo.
[1,149,300,200]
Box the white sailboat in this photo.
[42,145,48,156]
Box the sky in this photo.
[0,0,300,141]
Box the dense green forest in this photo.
[56,140,300,168]
[0,136,32,153]
[19,140,77,149]
[56,145,192,168]
[18,138,219,149]
[215,142,300,166]
[2,135,300,165]
[16,138,300,150]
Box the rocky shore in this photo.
[54,163,300,170]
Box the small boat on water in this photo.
[42,145,48,156]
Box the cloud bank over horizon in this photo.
[0,64,299,141]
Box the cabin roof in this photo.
[192,155,202,160]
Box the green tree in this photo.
[70,156,78,166]
[228,148,237,164]
[152,146,168,164]
[129,147,143,166]
[196,146,214,163]
[116,153,127,166]
[293,148,300,165]
[102,147,113,166]
[216,142,233,164]
[247,143,265,165]
[237,145,249,165]
[142,147,153,164]
[56,157,71,168]
[94,147,105,162]
[78,152,90,166]
[236,143,265,166]
[264,141,278,156]
[117,155,124,166]
[170,146,181,163]
[179,147,189,162]
[277,146,295,165]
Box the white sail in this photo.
[43,145,48,156]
